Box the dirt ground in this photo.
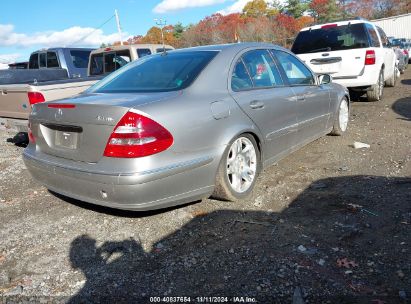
[0,69,410,304]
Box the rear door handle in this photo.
[296,95,305,101]
[249,100,265,109]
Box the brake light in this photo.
[47,104,76,108]
[365,50,376,65]
[104,111,173,158]
[404,50,409,55]
[28,122,35,143]
[28,92,45,105]
[321,24,337,29]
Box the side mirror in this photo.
[318,74,332,84]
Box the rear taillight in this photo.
[365,50,376,65]
[28,122,35,143]
[103,111,173,158]
[404,50,409,55]
[28,92,45,105]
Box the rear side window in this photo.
[377,27,390,48]
[273,50,315,85]
[39,53,47,68]
[292,23,370,54]
[47,52,60,68]
[137,48,152,58]
[366,24,380,47]
[231,59,253,91]
[90,51,218,93]
[70,50,91,68]
[29,53,39,69]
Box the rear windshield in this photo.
[89,51,218,93]
[292,23,370,54]
[70,50,92,68]
[90,50,131,75]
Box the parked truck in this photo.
[0,44,174,132]
[0,47,99,131]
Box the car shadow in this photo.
[67,175,411,303]
[50,191,202,218]
[392,97,411,121]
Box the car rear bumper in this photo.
[0,117,28,132]
[23,149,216,211]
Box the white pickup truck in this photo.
[291,18,398,101]
[0,44,173,132]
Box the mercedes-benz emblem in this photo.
[55,109,63,121]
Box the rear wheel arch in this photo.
[212,132,262,201]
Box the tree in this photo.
[309,0,341,22]
[173,22,185,39]
[242,0,281,17]
[284,0,309,18]
[141,26,177,46]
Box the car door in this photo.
[271,50,331,142]
[377,26,395,79]
[229,49,298,164]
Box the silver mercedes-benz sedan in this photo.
[23,43,350,211]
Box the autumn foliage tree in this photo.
[128,0,409,50]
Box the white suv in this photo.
[291,19,397,101]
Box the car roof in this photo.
[31,47,95,53]
[171,42,289,54]
[90,44,175,54]
[300,19,371,31]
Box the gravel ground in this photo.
[0,70,410,303]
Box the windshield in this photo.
[292,23,370,54]
[89,51,218,93]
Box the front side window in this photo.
[137,49,152,58]
[292,23,370,54]
[273,50,315,85]
[39,53,46,68]
[47,52,60,68]
[240,50,284,88]
[29,53,39,69]
[89,51,218,93]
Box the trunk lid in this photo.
[30,92,179,163]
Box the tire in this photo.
[212,134,261,201]
[385,66,397,87]
[367,70,384,101]
[329,98,349,136]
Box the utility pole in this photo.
[115,9,123,45]
[154,18,167,52]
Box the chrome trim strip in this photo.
[298,113,330,127]
[266,123,298,140]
